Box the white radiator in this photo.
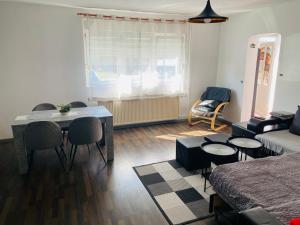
[96,96,180,126]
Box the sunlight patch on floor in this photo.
[180,130,216,137]
[155,129,216,141]
[156,134,184,141]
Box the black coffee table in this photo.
[176,133,230,171]
[201,141,238,192]
[228,137,263,161]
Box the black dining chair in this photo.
[68,101,105,146]
[32,103,57,111]
[62,101,87,141]
[24,121,66,170]
[68,117,106,170]
[69,101,88,108]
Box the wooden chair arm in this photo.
[213,102,229,116]
[188,99,201,124]
[191,99,201,109]
[188,100,230,130]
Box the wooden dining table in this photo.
[11,106,114,175]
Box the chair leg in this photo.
[62,131,69,144]
[69,145,78,171]
[55,147,65,170]
[204,167,207,192]
[188,111,194,125]
[87,144,91,156]
[69,144,74,159]
[28,149,34,170]
[210,118,228,132]
[62,130,65,140]
[60,145,67,160]
[190,120,203,126]
[96,142,107,164]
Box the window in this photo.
[83,17,190,99]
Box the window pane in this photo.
[84,18,189,98]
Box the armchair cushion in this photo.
[192,106,215,117]
[192,105,223,118]
[199,100,221,110]
[290,218,300,225]
[201,87,231,103]
[290,106,300,136]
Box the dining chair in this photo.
[69,101,87,108]
[62,101,87,141]
[32,103,57,111]
[68,117,106,170]
[24,121,66,170]
[67,102,104,146]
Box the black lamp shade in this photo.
[189,0,228,24]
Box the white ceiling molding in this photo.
[0,0,292,16]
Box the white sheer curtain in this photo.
[83,17,190,99]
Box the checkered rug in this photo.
[133,160,214,225]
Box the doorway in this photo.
[241,33,281,121]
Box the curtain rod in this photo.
[77,13,187,23]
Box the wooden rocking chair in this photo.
[188,87,231,131]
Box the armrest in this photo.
[214,102,229,113]
[188,99,201,124]
[239,207,284,225]
[191,99,201,109]
[212,102,229,119]
[247,117,294,134]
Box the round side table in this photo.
[201,142,239,192]
[228,137,263,161]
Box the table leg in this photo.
[105,116,114,161]
[209,194,215,213]
[12,126,28,175]
[204,167,207,192]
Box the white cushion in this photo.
[199,100,214,106]
[192,107,214,117]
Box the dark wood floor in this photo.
[0,122,228,225]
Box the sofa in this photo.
[256,129,300,155]
[246,108,300,155]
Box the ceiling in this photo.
[2,0,289,15]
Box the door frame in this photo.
[241,33,281,121]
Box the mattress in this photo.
[209,153,300,225]
[255,129,300,155]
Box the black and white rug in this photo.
[134,160,214,225]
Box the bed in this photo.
[209,153,300,225]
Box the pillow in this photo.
[289,106,300,135]
[199,100,220,110]
[290,218,300,225]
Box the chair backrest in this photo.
[68,117,102,145]
[201,87,231,103]
[32,103,57,111]
[69,101,87,108]
[24,121,62,150]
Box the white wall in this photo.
[0,2,88,139]
[217,0,300,122]
[187,24,220,115]
[0,2,220,139]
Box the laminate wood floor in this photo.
[0,122,229,225]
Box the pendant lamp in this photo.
[188,0,228,24]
